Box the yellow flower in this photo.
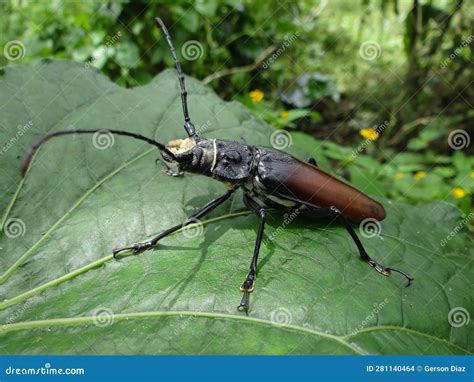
[249,89,264,103]
[394,172,405,180]
[360,128,379,141]
[451,187,466,198]
[413,171,426,180]
[280,111,289,119]
[470,171,474,178]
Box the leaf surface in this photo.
[0,61,472,354]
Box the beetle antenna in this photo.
[20,128,176,177]
[155,17,196,139]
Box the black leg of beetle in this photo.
[113,189,235,257]
[327,206,413,286]
[265,188,414,286]
[307,157,318,166]
[238,195,266,312]
[155,157,183,177]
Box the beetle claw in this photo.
[238,292,250,312]
[113,242,151,258]
[368,260,414,286]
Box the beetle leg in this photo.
[324,206,413,286]
[238,194,266,312]
[305,204,413,285]
[307,157,318,167]
[155,157,184,177]
[113,188,235,258]
[261,190,413,286]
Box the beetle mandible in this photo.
[20,17,413,311]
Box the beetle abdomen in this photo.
[256,148,386,222]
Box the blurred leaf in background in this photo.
[0,0,472,216]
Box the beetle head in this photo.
[161,138,253,181]
[161,137,214,176]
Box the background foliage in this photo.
[1,0,472,216]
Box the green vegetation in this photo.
[1,0,472,217]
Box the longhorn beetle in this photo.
[21,17,413,311]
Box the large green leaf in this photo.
[0,60,472,354]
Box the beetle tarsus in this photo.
[113,242,152,258]
[385,267,414,287]
[368,259,414,286]
[238,292,251,312]
[368,259,391,276]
